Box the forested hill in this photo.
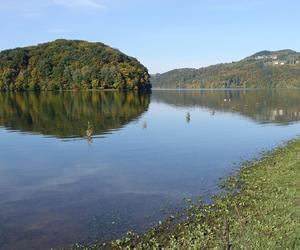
[151,50,300,88]
[0,39,151,91]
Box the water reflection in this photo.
[152,89,300,124]
[0,91,150,139]
[1,89,300,249]
[1,90,300,139]
[142,121,147,129]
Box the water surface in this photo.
[0,89,300,249]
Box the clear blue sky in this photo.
[1,0,300,73]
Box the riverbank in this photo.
[73,138,300,249]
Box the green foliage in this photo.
[151,50,300,88]
[0,39,151,91]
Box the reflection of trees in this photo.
[0,91,150,138]
[152,89,300,124]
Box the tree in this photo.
[0,39,151,91]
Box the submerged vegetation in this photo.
[151,50,300,88]
[72,138,300,249]
[0,39,151,91]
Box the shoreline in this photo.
[72,138,300,249]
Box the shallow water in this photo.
[0,89,300,249]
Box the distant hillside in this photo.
[151,50,300,88]
[0,39,151,91]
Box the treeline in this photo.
[0,39,151,91]
[151,50,300,88]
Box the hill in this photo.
[151,50,300,88]
[0,39,151,91]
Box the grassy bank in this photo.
[73,139,300,249]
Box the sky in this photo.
[1,0,300,73]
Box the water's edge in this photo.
[73,136,300,249]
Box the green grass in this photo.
[72,139,300,250]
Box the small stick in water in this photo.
[186,112,191,123]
